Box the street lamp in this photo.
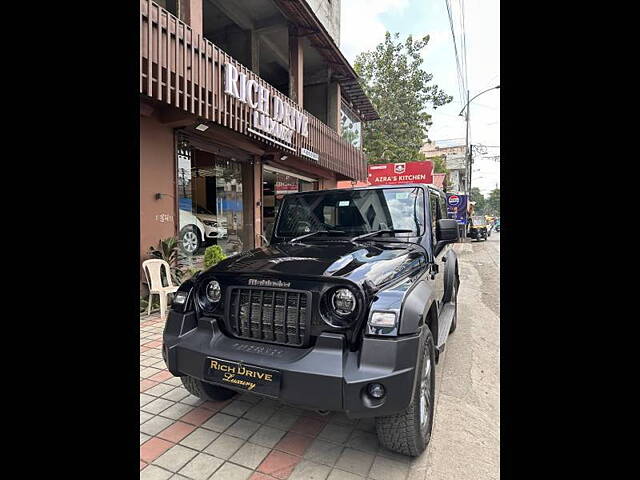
[458,84,500,202]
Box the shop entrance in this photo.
[262,165,318,239]
[177,140,254,269]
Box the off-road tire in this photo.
[375,329,436,457]
[449,282,458,334]
[180,375,236,401]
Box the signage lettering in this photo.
[224,63,309,145]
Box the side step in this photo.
[436,302,456,348]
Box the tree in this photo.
[354,32,452,164]
[470,187,486,215]
[486,188,500,216]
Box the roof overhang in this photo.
[272,0,379,122]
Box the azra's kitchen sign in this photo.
[224,64,309,147]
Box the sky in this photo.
[340,0,500,196]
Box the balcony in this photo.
[140,0,368,181]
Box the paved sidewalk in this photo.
[140,314,436,480]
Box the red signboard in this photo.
[367,161,434,186]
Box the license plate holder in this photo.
[204,357,281,398]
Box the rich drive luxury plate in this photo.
[204,357,281,397]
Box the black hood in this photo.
[209,240,426,288]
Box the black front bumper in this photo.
[163,311,424,419]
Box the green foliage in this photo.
[470,187,486,215]
[147,237,199,286]
[485,188,500,216]
[204,245,227,269]
[354,32,453,164]
[140,295,160,314]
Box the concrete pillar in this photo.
[249,31,260,75]
[327,80,341,134]
[288,25,304,105]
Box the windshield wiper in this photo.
[351,229,414,242]
[289,230,345,243]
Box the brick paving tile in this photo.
[157,421,197,443]
[140,464,174,480]
[289,460,331,480]
[141,461,147,470]
[303,438,345,467]
[243,403,278,423]
[146,383,176,397]
[265,411,300,431]
[367,456,409,480]
[221,400,254,417]
[318,423,354,444]
[225,418,261,440]
[141,432,151,445]
[344,430,379,454]
[144,340,163,348]
[229,442,271,469]
[160,402,195,420]
[248,473,275,480]
[140,437,174,463]
[153,444,198,472]
[249,425,287,449]
[201,399,233,411]
[334,448,375,477]
[180,427,220,451]
[275,431,314,456]
[237,393,262,404]
[162,387,191,402]
[149,370,174,383]
[204,433,246,460]
[141,415,176,435]
[328,413,358,426]
[141,393,156,407]
[141,379,160,392]
[142,398,176,415]
[142,356,160,366]
[178,452,224,480]
[258,450,301,479]
[141,411,154,425]
[289,417,326,437]
[210,462,253,480]
[202,412,238,432]
[140,346,151,353]
[326,469,363,480]
[180,406,216,426]
[141,367,162,378]
[355,418,376,434]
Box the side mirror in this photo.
[436,219,459,243]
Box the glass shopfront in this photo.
[262,166,317,240]
[177,140,253,269]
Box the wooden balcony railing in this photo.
[140,0,367,181]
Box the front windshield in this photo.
[471,216,486,226]
[275,187,425,238]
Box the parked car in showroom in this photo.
[164,184,460,456]
[179,199,228,254]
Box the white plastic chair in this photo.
[142,259,179,319]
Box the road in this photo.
[416,232,500,479]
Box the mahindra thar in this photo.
[162,184,460,456]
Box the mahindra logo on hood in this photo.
[248,279,291,288]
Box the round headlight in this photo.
[332,288,356,316]
[205,280,221,303]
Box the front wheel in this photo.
[375,329,436,457]
[180,226,201,255]
[449,282,458,334]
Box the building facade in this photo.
[140,0,378,278]
[421,140,466,193]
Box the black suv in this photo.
[163,184,460,456]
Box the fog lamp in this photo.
[367,383,386,399]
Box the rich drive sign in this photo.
[223,63,309,149]
[368,161,434,185]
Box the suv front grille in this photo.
[228,287,310,346]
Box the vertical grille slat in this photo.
[228,287,309,347]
